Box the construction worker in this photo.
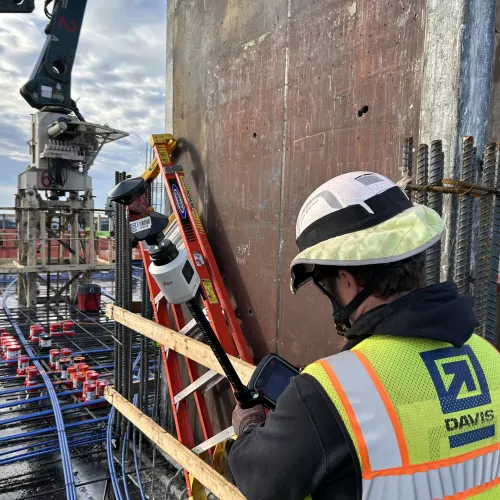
[228,171,500,499]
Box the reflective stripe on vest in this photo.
[320,349,500,500]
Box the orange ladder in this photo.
[139,135,253,497]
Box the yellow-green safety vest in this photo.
[303,334,500,499]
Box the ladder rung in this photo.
[202,373,226,393]
[178,312,206,340]
[165,220,183,249]
[178,316,197,336]
[173,369,223,404]
[191,426,235,455]
[154,291,163,306]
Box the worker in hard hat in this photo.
[229,172,500,499]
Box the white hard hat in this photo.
[290,171,444,292]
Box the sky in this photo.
[0,0,166,209]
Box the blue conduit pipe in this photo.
[108,353,142,500]
[0,436,108,466]
[0,373,29,382]
[107,406,124,500]
[3,280,77,500]
[0,347,132,365]
[0,398,106,426]
[0,430,107,458]
[0,416,109,443]
[0,388,81,410]
[121,409,132,500]
[0,383,46,397]
[132,393,146,500]
[0,363,115,382]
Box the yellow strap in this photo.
[189,474,208,500]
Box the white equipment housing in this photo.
[149,248,200,304]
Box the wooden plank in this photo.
[104,387,245,500]
[106,304,255,385]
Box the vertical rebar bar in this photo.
[117,172,133,437]
[425,140,444,285]
[402,137,414,200]
[140,181,152,416]
[454,137,475,296]
[474,143,496,337]
[416,144,429,206]
[484,144,500,342]
[114,171,123,433]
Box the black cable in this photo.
[72,103,86,122]
[44,0,56,18]
[186,296,245,393]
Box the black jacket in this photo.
[228,283,479,500]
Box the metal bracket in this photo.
[164,165,184,174]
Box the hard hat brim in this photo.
[290,204,444,293]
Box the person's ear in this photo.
[337,269,363,297]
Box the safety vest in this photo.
[303,334,500,499]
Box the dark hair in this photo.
[315,252,426,299]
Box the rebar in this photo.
[454,137,476,296]
[416,144,429,206]
[402,137,414,200]
[114,171,134,437]
[484,144,500,342]
[474,143,496,338]
[139,184,151,416]
[114,172,120,424]
[425,140,444,285]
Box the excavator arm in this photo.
[17,0,87,118]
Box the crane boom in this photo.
[19,0,87,118]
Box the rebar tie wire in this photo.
[398,177,500,198]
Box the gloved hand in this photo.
[232,403,266,435]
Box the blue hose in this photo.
[0,435,107,466]
[0,430,107,458]
[0,416,109,443]
[3,280,77,500]
[0,398,106,426]
[0,346,131,365]
[132,393,146,500]
[0,383,46,396]
[0,388,79,410]
[121,410,132,500]
[107,406,124,500]
[119,356,146,500]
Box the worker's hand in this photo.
[232,403,266,435]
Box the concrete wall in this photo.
[167,0,427,367]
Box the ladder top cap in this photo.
[150,134,175,147]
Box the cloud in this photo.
[0,0,166,207]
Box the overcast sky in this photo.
[0,0,166,209]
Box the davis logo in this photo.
[172,184,187,219]
[421,345,494,448]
